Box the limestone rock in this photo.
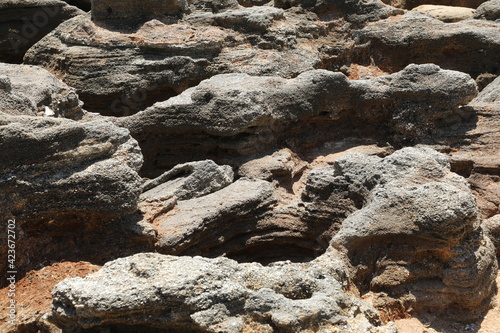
[0,0,84,63]
[0,63,83,119]
[352,12,500,77]
[330,148,497,320]
[474,0,500,20]
[412,4,475,22]
[49,252,397,333]
[116,64,476,176]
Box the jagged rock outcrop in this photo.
[0,63,83,119]
[116,64,476,176]
[91,0,190,21]
[472,74,500,103]
[50,252,398,333]
[329,148,497,320]
[351,12,500,78]
[0,113,143,276]
[474,0,500,20]
[0,0,84,63]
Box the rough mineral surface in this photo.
[0,0,84,63]
[330,148,498,320]
[0,63,83,118]
[474,0,500,20]
[116,64,476,176]
[50,252,398,333]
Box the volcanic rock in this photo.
[0,0,84,63]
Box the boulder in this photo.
[0,0,84,63]
[412,4,475,22]
[116,64,476,176]
[351,11,500,77]
[90,0,190,21]
[381,0,487,9]
[50,252,397,333]
[330,148,497,320]
[471,74,500,104]
[474,0,500,20]
[0,63,83,119]
[483,214,500,255]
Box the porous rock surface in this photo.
[0,0,84,63]
[116,64,476,176]
[48,148,497,332]
[50,252,397,333]
[412,4,475,22]
[0,63,83,118]
[474,0,500,20]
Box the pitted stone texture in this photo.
[474,0,500,20]
[50,252,397,333]
[327,148,497,320]
[0,0,84,63]
[90,0,189,21]
[412,5,475,22]
[0,63,83,119]
[117,64,476,175]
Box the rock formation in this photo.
[0,0,84,63]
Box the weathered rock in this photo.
[0,63,83,119]
[189,0,240,12]
[351,12,500,77]
[274,0,403,23]
[484,214,500,256]
[0,113,143,275]
[64,0,91,11]
[474,0,500,20]
[238,148,306,181]
[381,0,487,9]
[330,148,497,320]
[116,64,476,176]
[142,159,234,200]
[90,0,190,22]
[0,0,84,63]
[412,4,475,22]
[49,252,397,333]
[472,74,500,103]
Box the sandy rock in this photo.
[0,0,84,63]
[0,63,83,119]
[474,0,500,20]
[116,64,476,176]
[352,11,500,77]
[49,252,397,333]
[412,4,475,22]
[381,0,487,9]
[330,148,498,321]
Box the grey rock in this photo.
[238,149,306,181]
[352,11,500,78]
[0,63,83,119]
[189,0,240,13]
[0,0,84,63]
[329,148,497,320]
[154,178,276,255]
[90,0,190,21]
[381,0,487,9]
[474,0,500,20]
[483,214,500,256]
[471,74,500,104]
[116,64,476,175]
[186,6,285,32]
[142,159,234,200]
[50,252,396,333]
[0,114,143,225]
[274,0,403,23]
